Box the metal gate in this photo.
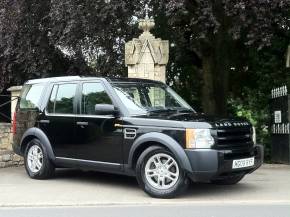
[270,85,290,164]
[0,93,11,123]
[0,93,19,123]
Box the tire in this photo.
[211,174,244,185]
[24,138,55,179]
[136,146,189,198]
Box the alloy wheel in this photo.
[27,145,43,173]
[144,153,180,190]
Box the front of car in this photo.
[183,119,263,183]
[109,78,263,183]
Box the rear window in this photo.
[47,83,77,114]
[19,84,45,109]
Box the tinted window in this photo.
[47,83,77,114]
[20,84,45,109]
[82,83,112,115]
[46,85,58,113]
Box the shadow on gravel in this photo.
[54,169,139,188]
[53,169,257,198]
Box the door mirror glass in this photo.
[95,104,117,115]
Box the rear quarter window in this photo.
[46,83,77,114]
[19,84,45,110]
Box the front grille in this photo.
[211,127,253,150]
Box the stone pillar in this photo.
[286,45,290,68]
[125,15,169,83]
[7,86,22,119]
[0,86,23,168]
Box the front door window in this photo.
[81,82,112,115]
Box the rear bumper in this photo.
[185,145,264,182]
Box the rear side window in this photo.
[47,83,77,114]
[19,84,45,109]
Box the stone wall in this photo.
[0,123,11,150]
[0,123,23,168]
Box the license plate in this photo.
[232,157,255,169]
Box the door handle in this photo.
[76,121,88,126]
[39,120,50,124]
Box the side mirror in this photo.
[95,104,118,116]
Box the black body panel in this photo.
[39,114,76,158]
[185,145,263,182]
[74,116,123,163]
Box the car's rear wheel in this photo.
[211,174,244,185]
[136,146,189,198]
[24,139,55,179]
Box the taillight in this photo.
[12,112,16,135]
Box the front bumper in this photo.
[185,145,264,182]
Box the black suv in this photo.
[12,76,263,198]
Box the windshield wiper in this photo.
[148,108,177,113]
[176,108,194,113]
[148,108,193,114]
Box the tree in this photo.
[165,0,290,115]
[0,0,137,92]
[48,0,137,76]
[228,32,290,160]
[1,0,289,117]
[0,0,75,91]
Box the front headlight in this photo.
[186,129,214,149]
[252,126,257,145]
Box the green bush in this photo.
[228,97,272,162]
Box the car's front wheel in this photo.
[24,139,55,179]
[136,146,189,198]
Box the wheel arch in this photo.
[128,132,192,172]
[20,135,37,154]
[130,141,167,170]
[20,127,55,161]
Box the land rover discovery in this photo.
[12,76,263,198]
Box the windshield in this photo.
[112,82,194,115]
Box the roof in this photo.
[25,76,163,85]
[106,77,163,84]
[25,76,82,84]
